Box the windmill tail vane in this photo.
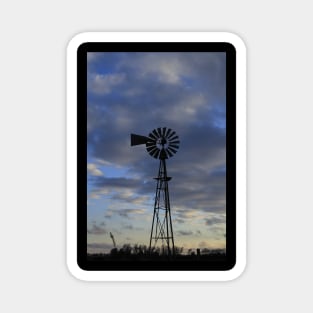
[130,127,180,256]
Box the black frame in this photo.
[77,42,236,271]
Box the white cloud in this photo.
[89,73,125,94]
[118,53,187,85]
[87,52,99,63]
[87,163,103,176]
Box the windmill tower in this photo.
[131,127,179,255]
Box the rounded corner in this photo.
[66,258,90,282]
[224,257,247,281]
[222,32,247,54]
[66,32,91,54]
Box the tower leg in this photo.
[149,159,175,256]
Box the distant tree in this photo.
[120,244,132,255]
[110,248,118,255]
[201,248,211,255]
[139,245,148,255]
[149,246,160,256]
[133,244,139,255]
[174,246,184,255]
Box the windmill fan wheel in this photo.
[146,127,179,159]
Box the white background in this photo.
[0,1,312,312]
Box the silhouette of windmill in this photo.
[131,127,179,255]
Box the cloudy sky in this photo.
[87,52,226,254]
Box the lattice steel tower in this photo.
[130,127,180,255]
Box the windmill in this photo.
[130,127,179,255]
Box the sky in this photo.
[87,52,226,254]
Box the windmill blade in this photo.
[166,129,175,138]
[131,134,151,146]
[147,145,158,153]
[147,149,158,158]
[152,129,159,138]
[168,146,177,153]
[165,128,172,138]
[166,148,174,158]
[169,140,180,145]
[162,127,167,137]
[152,148,160,159]
[169,135,179,141]
[149,132,158,140]
[157,127,162,137]
[147,147,157,155]
[168,131,176,140]
[146,141,156,148]
[168,147,177,154]
[169,144,179,150]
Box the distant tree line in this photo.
[88,245,225,257]
[110,244,184,256]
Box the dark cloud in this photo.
[122,224,143,231]
[174,218,185,224]
[87,224,108,235]
[124,224,134,230]
[177,230,193,236]
[93,177,140,189]
[204,216,225,226]
[117,208,146,219]
[87,242,113,252]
